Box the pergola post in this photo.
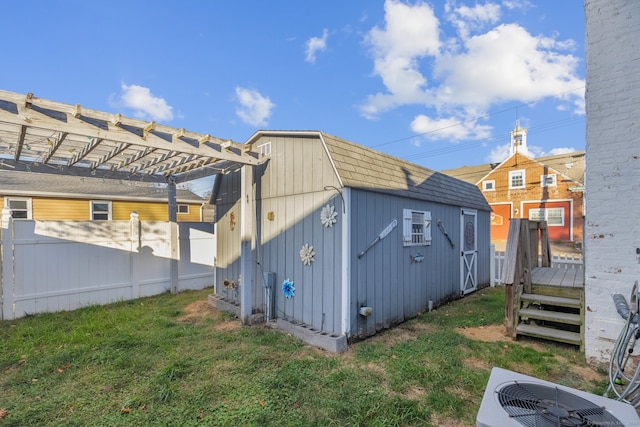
[240,165,254,325]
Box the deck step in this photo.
[518,308,581,325]
[520,293,581,309]
[516,323,581,346]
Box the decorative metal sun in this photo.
[299,243,315,266]
[320,204,338,228]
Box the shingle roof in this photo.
[0,170,204,203]
[319,133,491,211]
[441,151,585,185]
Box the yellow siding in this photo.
[113,201,202,221]
[113,201,168,220]
[33,198,90,220]
[177,204,203,222]
[1,195,203,222]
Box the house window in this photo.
[529,208,564,226]
[5,197,32,219]
[403,209,432,246]
[509,170,525,189]
[177,204,189,214]
[541,174,557,187]
[257,142,271,156]
[482,180,495,191]
[91,201,112,220]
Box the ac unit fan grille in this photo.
[496,382,624,427]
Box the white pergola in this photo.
[0,90,265,304]
[0,89,264,183]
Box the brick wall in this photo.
[585,0,640,362]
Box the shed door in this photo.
[460,209,477,295]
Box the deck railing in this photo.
[492,249,583,286]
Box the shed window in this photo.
[5,197,32,219]
[541,174,557,187]
[482,180,495,191]
[257,142,271,156]
[403,209,432,246]
[177,204,189,214]
[529,208,564,226]
[91,201,112,221]
[509,170,525,189]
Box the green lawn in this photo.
[0,287,606,426]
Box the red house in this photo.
[442,125,584,249]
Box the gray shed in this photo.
[210,131,491,351]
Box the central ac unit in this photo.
[477,367,640,427]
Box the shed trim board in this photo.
[341,187,351,335]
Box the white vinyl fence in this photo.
[491,245,583,286]
[0,211,216,320]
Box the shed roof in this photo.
[0,170,204,203]
[442,151,585,185]
[248,131,491,211]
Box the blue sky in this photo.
[0,1,585,196]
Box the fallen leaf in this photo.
[259,400,265,407]
[0,409,8,419]
[31,378,38,382]
[121,408,131,414]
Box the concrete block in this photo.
[276,318,348,353]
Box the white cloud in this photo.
[445,1,501,40]
[235,87,275,127]
[305,29,329,63]
[361,0,440,118]
[410,114,492,140]
[361,0,585,144]
[116,84,174,122]
[486,143,577,163]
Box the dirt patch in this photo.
[178,300,241,331]
[178,300,213,323]
[455,324,547,351]
[455,324,509,342]
[364,322,438,348]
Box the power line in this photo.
[371,85,585,150]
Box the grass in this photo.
[0,287,606,426]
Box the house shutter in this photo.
[403,208,412,246]
[424,211,432,245]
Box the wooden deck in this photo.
[531,267,583,288]
[503,220,585,350]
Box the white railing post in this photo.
[130,212,140,298]
[490,244,496,287]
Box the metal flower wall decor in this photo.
[320,204,338,228]
[282,279,295,299]
[299,243,315,266]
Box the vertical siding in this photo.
[349,189,490,339]
[213,134,344,335]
